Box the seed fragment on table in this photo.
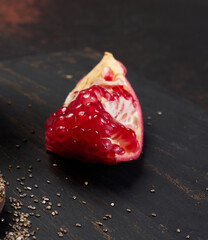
[82,201,87,205]
[176,228,181,233]
[103,228,108,232]
[110,202,115,207]
[72,196,77,200]
[151,212,157,217]
[46,206,52,210]
[16,144,20,148]
[84,181,88,186]
[186,235,190,239]
[76,223,81,227]
[96,221,103,226]
[147,122,152,126]
[126,208,131,213]
[47,180,51,184]
[57,232,63,237]
[205,187,208,191]
[57,203,61,207]
[56,193,61,197]
[150,189,156,193]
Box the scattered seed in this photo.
[37,158,41,162]
[147,116,152,120]
[105,214,112,219]
[72,196,77,200]
[54,210,58,215]
[34,184,38,188]
[16,165,21,169]
[152,213,157,217]
[28,165,33,169]
[150,189,156,193]
[30,195,34,198]
[82,201,87,205]
[157,111,162,115]
[47,180,51,184]
[84,181,88,186]
[110,202,115,207]
[35,214,40,218]
[96,221,103,226]
[102,216,108,220]
[29,174,33,178]
[126,208,131,213]
[186,235,190,239]
[65,75,73,79]
[205,187,208,191]
[57,203,61,207]
[51,211,56,216]
[76,223,81,228]
[147,122,152,126]
[46,206,52,210]
[15,144,20,148]
[34,199,39,203]
[56,193,61,197]
[57,232,63,237]
[176,228,181,233]
[103,228,108,232]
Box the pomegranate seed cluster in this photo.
[45,85,139,164]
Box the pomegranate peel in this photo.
[45,52,143,164]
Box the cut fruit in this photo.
[45,52,143,164]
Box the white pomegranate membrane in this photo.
[45,52,143,164]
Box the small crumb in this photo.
[57,231,63,237]
[103,228,108,232]
[176,228,181,233]
[72,196,77,200]
[126,208,131,213]
[16,165,21,169]
[152,213,157,217]
[56,193,61,197]
[34,184,38,188]
[82,201,87,205]
[52,163,57,167]
[47,180,51,184]
[84,181,88,186]
[96,221,103,226]
[57,203,61,207]
[147,122,152,126]
[65,75,73,79]
[147,116,152,120]
[76,223,81,228]
[46,206,51,210]
[157,111,162,115]
[150,189,156,193]
[110,202,114,207]
[186,235,190,239]
[16,144,20,148]
[205,187,208,191]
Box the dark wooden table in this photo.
[0,1,208,240]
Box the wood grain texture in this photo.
[0,49,208,240]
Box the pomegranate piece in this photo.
[45,52,143,164]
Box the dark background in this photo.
[0,0,208,109]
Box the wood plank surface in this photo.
[0,49,208,240]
